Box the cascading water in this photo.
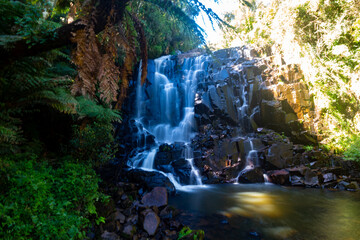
[129,55,208,190]
[236,138,259,183]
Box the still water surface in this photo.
[169,184,360,240]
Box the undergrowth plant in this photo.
[0,154,107,240]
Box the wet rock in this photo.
[160,206,174,219]
[287,166,309,176]
[101,231,120,240]
[169,220,181,230]
[304,174,319,187]
[154,151,173,166]
[290,175,304,186]
[122,224,136,237]
[337,181,350,190]
[322,173,337,183]
[213,69,230,82]
[346,182,359,191]
[171,159,192,184]
[126,169,175,194]
[267,169,290,185]
[142,210,160,236]
[126,214,138,224]
[114,209,126,224]
[323,167,347,176]
[322,181,338,189]
[141,187,168,207]
[238,167,264,183]
[221,164,243,180]
[260,100,286,127]
[265,143,293,169]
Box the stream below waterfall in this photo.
[169,184,360,240]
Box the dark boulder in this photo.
[238,167,264,183]
[267,169,290,185]
[141,187,168,207]
[265,142,293,169]
[171,159,192,184]
[126,169,175,194]
[101,231,120,240]
[154,151,172,166]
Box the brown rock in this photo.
[141,187,168,207]
[267,169,290,185]
[143,210,160,236]
[287,166,309,176]
[304,168,319,186]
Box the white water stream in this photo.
[129,56,209,190]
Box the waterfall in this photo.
[129,55,208,190]
[236,138,259,182]
[246,139,259,167]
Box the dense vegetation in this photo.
[0,0,222,238]
[222,0,360,158]
[1,0,359,238]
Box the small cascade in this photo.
[236,138,259,183]
[263,173,271,184]
[129,55,208,190]
[246,139,259,167]
[141,148,157,170]
[184,144,203,185]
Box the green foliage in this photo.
[75,97,121,124]
[178,226,193,239]
[0,0,60,44]
[178,226,205,240]
[344,136,360,162]
[0,54,75,153]
[134,0,203,58]
[304,145,314,152]
[223,0,360,150]
[0,154,106,239]
[70,121,117,166]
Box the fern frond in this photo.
[75,96,121,123]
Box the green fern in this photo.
[76,97,122,123]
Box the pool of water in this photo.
[169,184,360,240]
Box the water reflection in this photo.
[169,184,360,240]
[224,192,282,218]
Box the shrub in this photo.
[70,121,117,166]
[344,136,360,162]
[0,154,106,239]
[178,226,205,240]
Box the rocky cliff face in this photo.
[116,46,360,191]
[188,47,318,179]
